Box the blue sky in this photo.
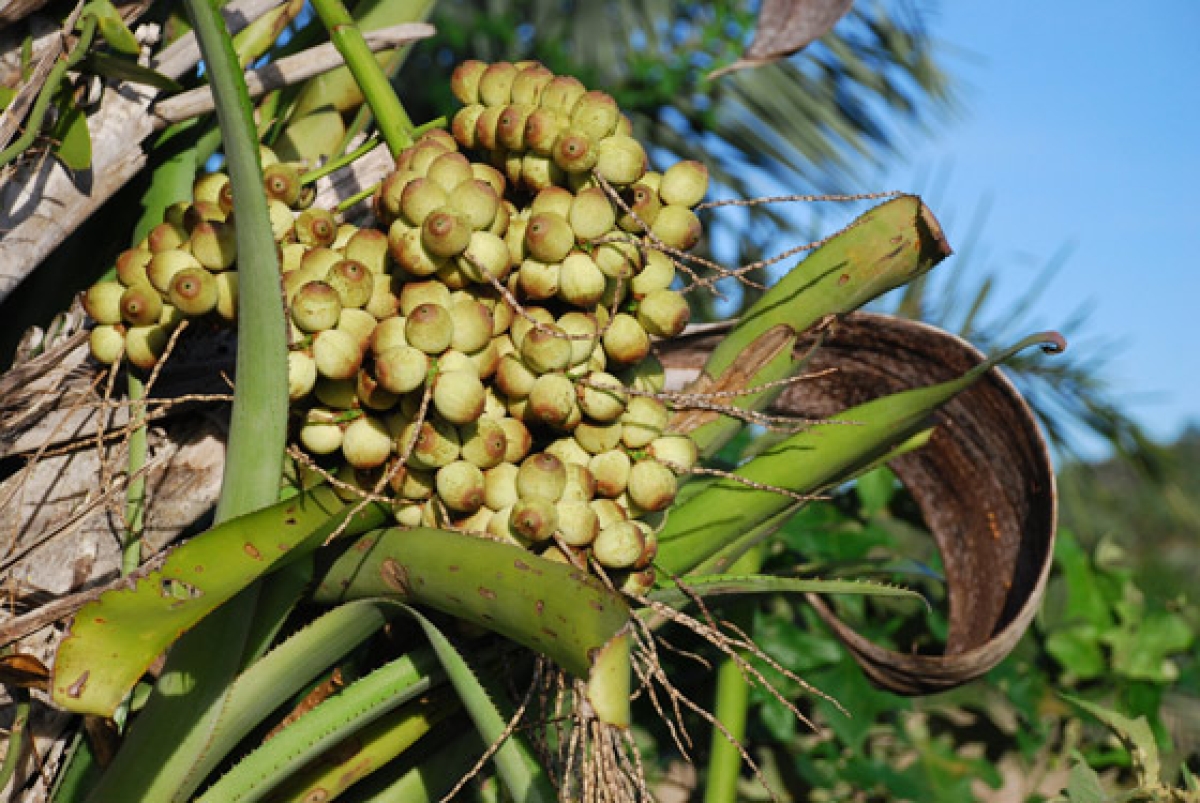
[864,2,1200,454]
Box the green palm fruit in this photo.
[364,274,400,320]
[576,370,627,422]
[401,417,461,470]
[474,105,505,152]
[370,315,409,354]
[454,505,495,534]
[390,225,445,278]
[600,274,629,309]
[451,59,488,104]
[658,160,709,207]
[432,369,486,425]
[555,500,600,547]
[262,161,301,206]
[620,351,665,393]
[509,497,559,543]
[468,338,502,380]
[525,213,575,263]
[375,345,430,395]
[449,298,494,353]
[435,460,486,513]
[520,324,572,374]
[147,248,202,295]
[299,246,343,277]
[83,281,125,325]
[530,186,574,218]
[558,252,606,308]
[508,306,555,350]
[539,74,586,115]
[188,219,238,271]
[478,61,519,106]
[496,103,535,151]
[192,171,229,206]
[457,229,513,283]
[280,242,307,274]
[630,249,675,298]
[89,325,126,365]
[617,182,661,233]
[124,323,172,371]
[426,151,474,192]
[299,408,344,455]
[168,268,219,316]
[519,153,566,192]
[592,520,645,569]
[342,415,394,470]
[627,459,677,512]
[647,435,698,473]
[146,221,187,253]
[287,350,317,400]
[545,435,591,468]
[602,313,651,365]
[115,247,152,287]
[355,368,401,411]
[568,187,617,242]
[591,497,628,529]
[526,371,581,430]
[388,464,435,501]
[291,281,343,332]
[556,311,600,367]
[650,204,703,251]
[401,141,454,176]
[336,308,377,351]
[448,179,500,232]
[593,235,641,279]
[498,416,533,463]
[589,449,631,498]
[552,129,598,174]
[312,328,363,380]
[517,258,561,301]
[522,107,566,156]
[314,376,357,409]
[183,200,225,230]
[405,302,455,355]
[495,352,537,399]
[459,417,507,469]
[421,208,472,259]
[392,501,425,527]
[295,207,338,248]
[570,90,620,140]
[374,170,420,227]
[451,104,486,149]
[632,525,660,570]
[594,135,647,186]
[214,271,238,322]
[574,419,623,455]
[621,396,669,448]
[510,63,553,104]
[267,198,296,241]
[400,178,450,227]
[563,462,596,502]
[636,288,690,338]
[342,228,390,274]
[119,283,164,327]
[324,259,374,309]
[484,461,520,510]
[436,347,476,377]
[618,566,657,596]
[472,162,507,195]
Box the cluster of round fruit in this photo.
[79,61,711,587]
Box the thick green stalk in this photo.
[120,373,147,575]
[309,0,415,156]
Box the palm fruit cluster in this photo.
[80,60,712,590]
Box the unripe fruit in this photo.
[291,281,343,333]
[526,372,581,430]
[214,271,238,322]
[495,353,538,399]
[451,104,486,149]
[659,160,709,207]
[312,328,363,380]
[449,298,494,353]
[400,178,449,227]
[563,462,597,502]
[636,288,691,337]
[517,259,560,301]
[621,352,666,393]
[508,306,556,349]
[589,449,631,498]
[499,417,533,463]
[375,345,430,394]
[189,219,238,270]
[432,369,486,424]
[89,325,126,365]
[451,60,488,104]
[355,368,401,411]
[510,63,553,105]
[631,249,675,298]
[343,228,391,274]
[593,236,641,279]
[147,221,187,253]
[627,459,677,511]
[556,500,600,547]
[530,186,575,218]
[651,204,703,251]
[392,501,425,527]
[473,105,505,152]
[595,135,647,186]
[193,171,229,206]
[119,283,164,327]
[516,451,567,502]
[519,153,565,192]
[574,420,623,455]
[459,417,507,469]
[545,435,591,468]
[617,181,661,232]
[555,311,600,367]
[436,460,486,513]
[389,465,435,500]
[371,316,409,354]
[577,371,627,421]
[457,229,512,283]
[497,103,536,151]
[400,417,461,470]
[325,259,374,308]
[337,308,378,351]
[391,226,445,278]
[570,91,620,141]
[83,281,125,325]
[522,108,566,155]
[314,377,358,410]
[124,323,171,371]
[426,151,474,192]
[296,207,338,247]
[116,248,152,287]
[299,408,344,455]
[647,435,699,474]
[448,179,500,231]
[593,520,645,569]
[263,162,302,206]
[168,268,219,316]
[288,350,317,400]
[478,61,519,106]
[375,170,418,226]
[405,303,455,355]
[602,313,651,365]
[525,213,575,263]
[568,187,617,242]
[621,396,669,448]
[342,415,394,469]
[618,566,657,596]
[267,198,296,241]
[404,140,454,175]
[147,248,202,295]
[539,75,586,114]
[509,497,558,543]
[558,251,606,307]
[552,129,598,174]
[520,325,572,374]
[591,498,628,529]
[421,208,472,258]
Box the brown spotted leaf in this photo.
[711,0,856,78]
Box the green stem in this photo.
[0,15,97,168]
[0,692,31,794]
[703,546,763,803]
[121,373,147,576]
[308,0,415,156]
